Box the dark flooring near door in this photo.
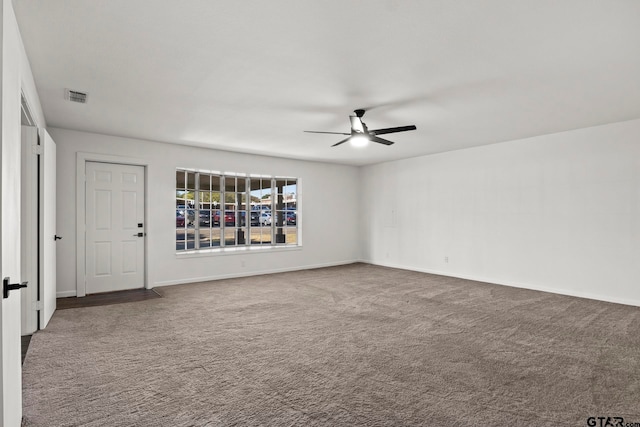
[22,335,32,365]
[57,288,162,310]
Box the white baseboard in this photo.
[362,260,640,308]
[56,290,77,298]
[153,259,361,288]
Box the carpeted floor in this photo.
[21,263,640,426]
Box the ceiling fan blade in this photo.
[331,137,351,147]
[370,125,417,136]
[370,136,395,146]
[304,130,351,135]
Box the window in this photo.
[176,170,298,252]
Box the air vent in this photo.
[65,89,88,104]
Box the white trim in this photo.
[296,177,302,246]
[56,290,77,298]
[153,259,359,288]
[362,260,640,308]
[20,126,39,335]
[175,245,302,259]
[76,152,150,297]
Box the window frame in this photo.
[176,169,299,253]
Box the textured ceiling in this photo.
[14,0,640,166]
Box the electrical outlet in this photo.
[445,256,449,263]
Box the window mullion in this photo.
[194,172,200,250]
[270,178,275,244]
[220,175,225,248]
[245,177,250,247]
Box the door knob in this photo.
[3,277,27,299]
[133,232,146,237]
[54,235,62,240]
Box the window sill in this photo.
[175,245,302,259]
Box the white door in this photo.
[1,106,23,426]
[85,162,145,294]
[40,130,57,327]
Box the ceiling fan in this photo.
[304,109,417,147]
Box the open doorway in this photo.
[20,93,57,337]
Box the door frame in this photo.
[76,152,149,297]
[20,94,39,336]
[20,125,38,335]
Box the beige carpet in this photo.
[22,263,640,426]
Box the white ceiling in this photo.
[14,0,640,166]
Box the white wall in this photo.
[361,119,640,306]
[52,127,361,296]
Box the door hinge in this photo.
[32,144,43,155]
[32,300,42,311]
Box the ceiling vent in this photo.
[65,89,88,104]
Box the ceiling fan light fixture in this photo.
[350,134,369,147]
[304,108,416,148]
